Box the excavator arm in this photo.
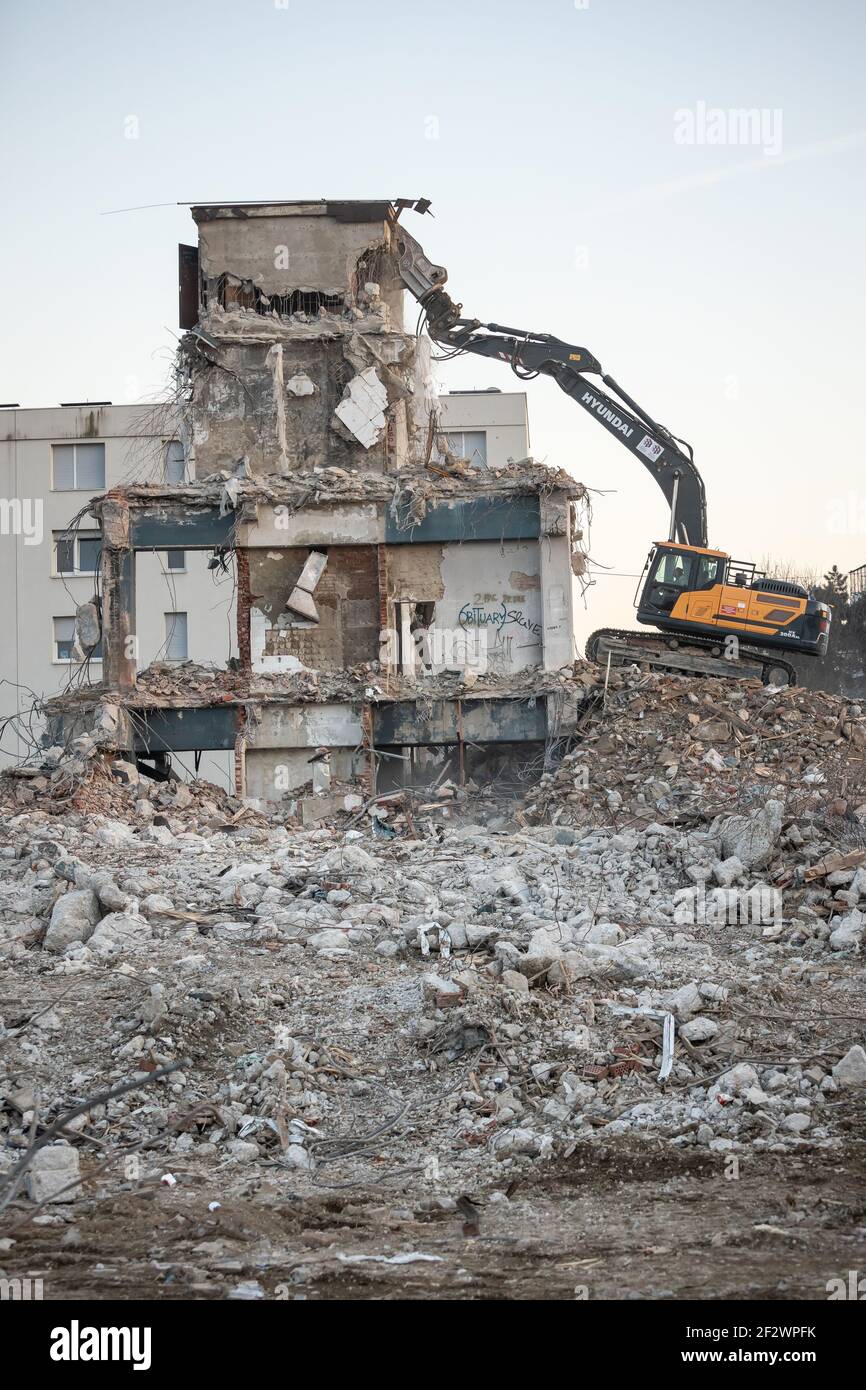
[391,213,708,548]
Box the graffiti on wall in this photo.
[458,601,542,641]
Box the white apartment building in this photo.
[0,402,238,783]
[438,388,530,469]
[0,390,529,785]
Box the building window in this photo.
[53,617,102,662]
[54,530,102,575]
[165,549,185,571]
[164,611,188,661]
[53,617,75,662]
[52,443,106,491]
[443,429,487,468]
[164,441,186,484]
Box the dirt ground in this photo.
[6,1124,866,1302]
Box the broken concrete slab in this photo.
[833,1044,866,1086]
[284,587,319,622]
[829,908,864,951]
[25,1144,81,1203]
[292,550,328,594]
[719,800,784,870]
[44,889,101,953]
[286,372,317,397]
[334,366,388,448]
[88,911,153,957]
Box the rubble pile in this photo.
[1,670,865,1235]
[527,669,866,831]
[119,457,585,512]
[2,744,256,826]
[48,658,602,714]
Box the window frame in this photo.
[53,529,103,577]
[653,550,694,589]
[164,611,189,662]
[695,555,723,590]
[52,616,102,664]
[52,616,76,663]
[164,440,186,485]
[442,429,488,468]
[51,442,107,492]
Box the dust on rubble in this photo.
[1,668,866,1300]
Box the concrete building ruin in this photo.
[47,200,591,814]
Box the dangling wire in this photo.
[416,306,468,361]
[510,341,539,379]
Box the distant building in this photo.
[849,563,866,599]
[437,388,530,470]
[0,403,237,783]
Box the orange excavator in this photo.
[392,201,831,687]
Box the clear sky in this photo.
[2,0,865,645]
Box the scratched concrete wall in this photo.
[434,539,543,674]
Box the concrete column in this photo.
[99,496,137,693]
[539,490,577,671]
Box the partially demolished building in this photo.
[50,201,589,811]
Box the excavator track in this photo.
[585,628,798,687]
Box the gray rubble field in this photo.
[2,669,865,1298]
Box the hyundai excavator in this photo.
[391,200,831,687]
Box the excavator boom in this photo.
[392,217,708,547]
[390,204,829,686]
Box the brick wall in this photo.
[236,548,251,672]
[232,708,247,795]
[252,545,380,671]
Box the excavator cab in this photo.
[636,544,725,617]
[638,545,700,614]
[636,542,831,658]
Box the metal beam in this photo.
[132,706,243,753]
[372,697,547,746]
[131,507,235,549]
[385,496,540,544]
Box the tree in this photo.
[820,565,849,605]
[762,558,863,696]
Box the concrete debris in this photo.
[44,888,101,953]
[286,372,317,397]
[832,1044,866,1087]
[25,1144,81,1203]
[333,366,388,448]
[284,548,328,623]
[1,666,864,1240]
[719,800,784,870]
[75,602,101,652]
[829,909,864,951]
